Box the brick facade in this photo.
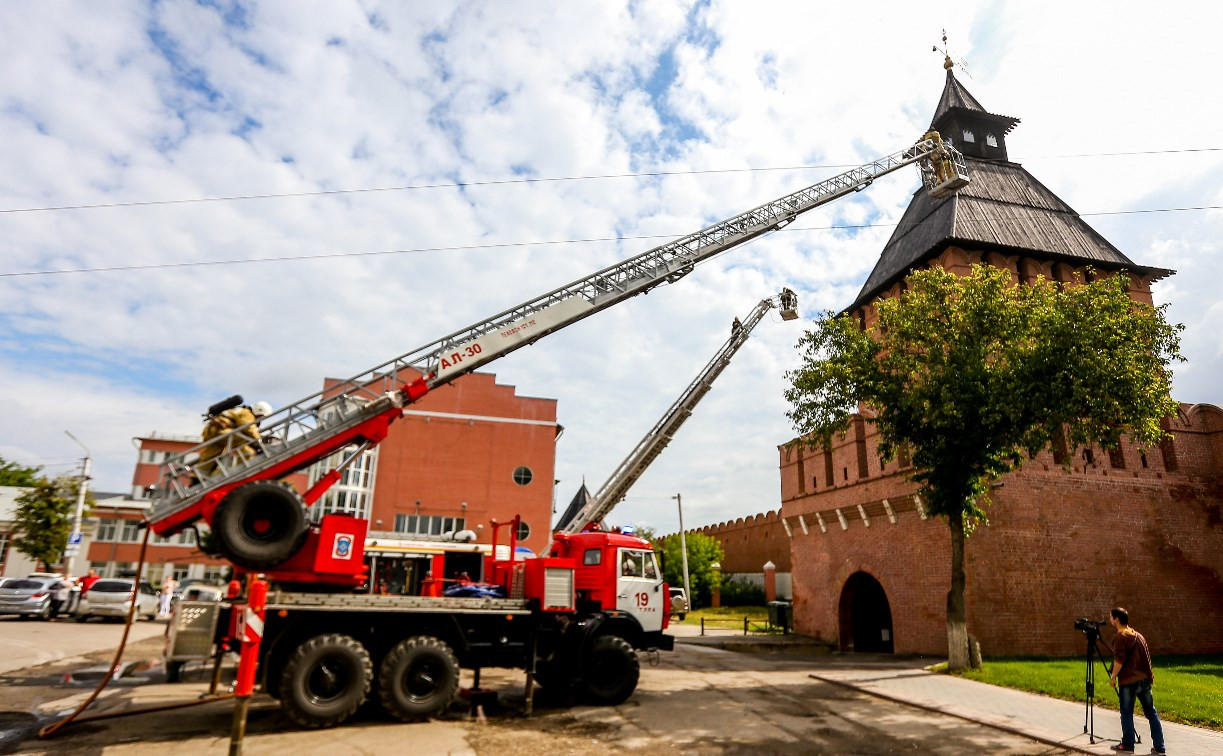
[773,401,1223,655]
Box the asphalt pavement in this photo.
[4,617,1220,754]
[0,615,167,674]
[668,622,1223,756]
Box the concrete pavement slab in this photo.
[810,663,1223,756]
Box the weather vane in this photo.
[933,29,972,77]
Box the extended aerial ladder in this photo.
[552,288,799,538]
[145,131,969,573]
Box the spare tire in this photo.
[213,481,309,569]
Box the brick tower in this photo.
[777,65,1223,656]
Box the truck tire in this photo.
[534,657,571,692]
[213,481,309,569]
[579,635,640,705]
[279,633,372,729]
[377,636,460,721]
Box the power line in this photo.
[1,146,1219,215]
[3,204,1219,279]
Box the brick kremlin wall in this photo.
[762,401,1223,656]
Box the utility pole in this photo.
[64,431,91,577]
[672,493,691,610]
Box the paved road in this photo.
[3,633,1069,754]
[0,615,167,674]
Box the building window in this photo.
[120,520,141,543]
[139,449,167,465]
[512,466,533,486]
[201,566,228,583]
[516,520,531,541]
[308,445,377,522]
[95,519,118,542]
[393,514,466,537]
[986,133,998,147]
[0,532,9,572]
[962,129,976,142]
[1107,447,1125,469]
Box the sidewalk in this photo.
[808,660,1223,756]
[672,626,1222,756]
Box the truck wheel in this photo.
[279,634,372,729]
[213,481,309,569]
[579,635,640,705]
[377,636,460,721]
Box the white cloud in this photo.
[1,0,1219,532]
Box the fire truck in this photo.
[156,133,969,728]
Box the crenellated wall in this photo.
[771,401,1223,655]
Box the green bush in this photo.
[719,577,766,606]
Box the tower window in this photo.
[512,466,533,485]
[986,133,998,147]
[962,129,976,143]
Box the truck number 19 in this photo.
[634,592,650,608]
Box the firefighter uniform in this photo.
[197,406,262,475]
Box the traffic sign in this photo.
[68,531,83,546]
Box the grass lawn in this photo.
[955,656,1223,731]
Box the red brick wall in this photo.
[696,510,792,574]
[773,402,1223,655]
[693,401,1221,657]
[367,371,558,554]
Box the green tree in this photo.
[0,456,43,486]
[785,265,1182,669]
[656,531,724,608]
[13,475,93,570]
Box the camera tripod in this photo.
[1079,624,1139,746]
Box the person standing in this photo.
[1108,607,1166,754]
[49,578,71,620]
[159,574,179,618]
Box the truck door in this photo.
[616,548,664,632]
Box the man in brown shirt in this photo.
[1108,607,1165,754]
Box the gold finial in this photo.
[934,29,954,70]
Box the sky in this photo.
[1,1,1220,536]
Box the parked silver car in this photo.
[0,576,65,619]
[76,578,159,622]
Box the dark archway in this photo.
[837,572,894,653]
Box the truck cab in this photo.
[550,530,670,639]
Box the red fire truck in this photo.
[158,133,969,728]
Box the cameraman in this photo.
[1107,607,1165,754]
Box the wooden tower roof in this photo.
[849,71,1171,312]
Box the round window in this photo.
[512,466,533,486]
[516,520,531,540]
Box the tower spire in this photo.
[934,29,954,71]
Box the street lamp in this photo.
[672,493,691,611]
[64,430,91,577]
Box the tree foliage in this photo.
[13,475,94,570]
[0,456,43,487]
[656,530,724,608]
[784,264,1182,667]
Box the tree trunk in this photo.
[946,509,969,670]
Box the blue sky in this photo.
[0,1,1220,532]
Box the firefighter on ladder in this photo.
[197,400,273,476]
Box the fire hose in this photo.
[38,527,233,739]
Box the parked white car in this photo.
[669,587,689,621]
[76,578,159,622]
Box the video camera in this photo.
[1074,617,1105,634]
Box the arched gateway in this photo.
[838,572,894,653]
